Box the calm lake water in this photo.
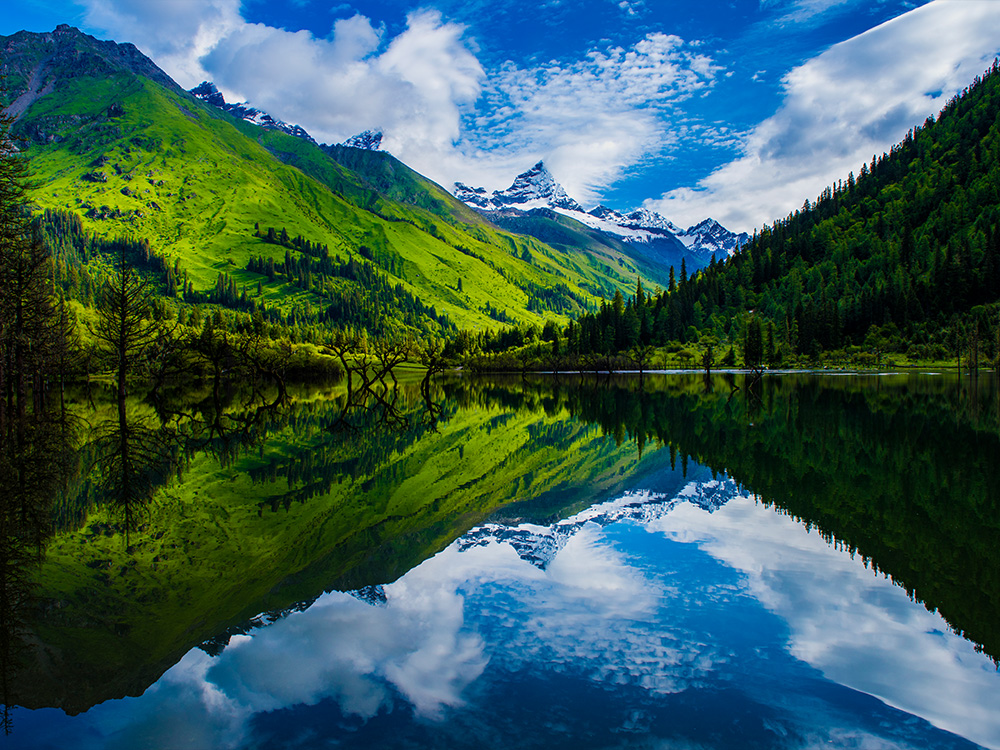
[3,372,999,749]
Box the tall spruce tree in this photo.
[91,245,162,409]
[0,97,66,439]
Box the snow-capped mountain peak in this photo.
[340,130,383,151]
[190,81,226,108]
[454,182,494,209]
[501,161,584,212]
[453,163,748,263]
[588,205,627,223]
[189,81,316,144]
[453,161,583,213]
[676,218,750,257]
[621,208,683,235]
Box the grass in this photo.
[18,69,670,334]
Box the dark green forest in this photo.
[556,61,1000,369]
[514,373,1000,662]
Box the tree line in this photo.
[533,60,1000,370]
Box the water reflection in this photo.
[0,402,78,734]
[13,473,997,749]
[3,373,999,749]
[653,495,999,748]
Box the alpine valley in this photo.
[3,12,1000,750]
[0,24,743,342]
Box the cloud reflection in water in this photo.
[23,477,999,750]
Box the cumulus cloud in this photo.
[646,0,1000,231]
[78,0,485,184]
[81,0,243,86]
[469,32,722,203]
[651,495,1000,749]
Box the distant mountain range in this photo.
[186,78,743,271]
[456,162,749,266]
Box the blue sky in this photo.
[5,0,1000,230]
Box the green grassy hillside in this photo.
[2,25,668,336]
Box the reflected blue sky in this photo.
[10,466,998,749]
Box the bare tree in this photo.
[371,336,412,386]
[629,344,656,377]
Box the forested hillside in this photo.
[562,61,1000,367]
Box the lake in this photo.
[2,372,998,749]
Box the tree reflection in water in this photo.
[0,408,78,733]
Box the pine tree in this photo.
[0,99,68,436]
[91,245,163,407]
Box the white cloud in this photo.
[465,33,723,203]
[651,494,1000,749]
[647,0,1000,232]
[78,0,485,182]
[81,0,244,86]
[763,0,866,25]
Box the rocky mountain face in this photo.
[1,24,183,120]
[340,129,383,151]
[455,162,748,265]
[455,162,583,212]
[679,218,749,258]
[189,81,316,143]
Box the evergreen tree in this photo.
[0,100,68,437]
[91,246,164,408]
[743,317,764,372]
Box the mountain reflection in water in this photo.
[3,373,999,749]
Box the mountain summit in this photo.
[340,130,383,151]
[456,162,584,213]
[2,23,182,121]
[189,81,316,144]
[454,165,748,266]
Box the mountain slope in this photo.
[1,25,671,334]
[455,162,748,271]
[670,61,1000,357]
[487,207,680,285]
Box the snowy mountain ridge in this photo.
[189,81,317,144]
[189,83,382,152]
[458,477,742,570]
[340,129,383,151]
[455,162,748,261]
